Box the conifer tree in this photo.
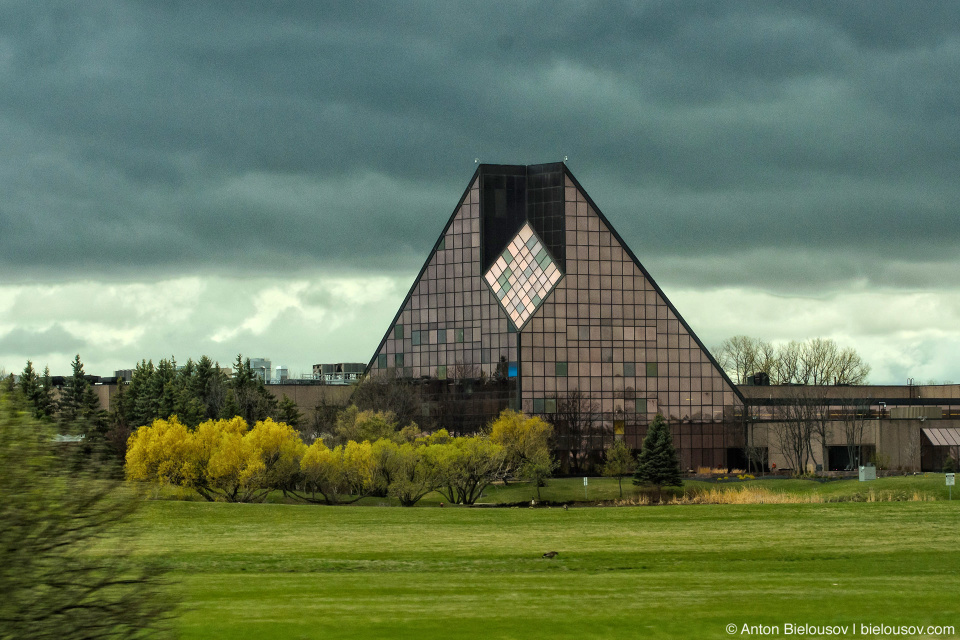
[18,360,55,421]
[18,360,39,412]
[58,355,103,434]
[129,359,157,428]
[633,413,682,501]
[36,365,56,420]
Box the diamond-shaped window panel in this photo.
[483,223,562,329]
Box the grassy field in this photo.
[151,473,960,506]
[126,490,960,639]
[477,473,958,504]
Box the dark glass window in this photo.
[455,328,464,343]
[602,348,613,363]
[437,365,447,380]
[394,324,404,340]
[526,162,566,270]
[636,398,648,413]
[377,354,387,368]
[438,329,447,344]
[646,362,658,377]
[624,362,635,377]
[395,353,404,367]
[412,330,421,346]
[533,398,545,413]
[555,362,567,377]
[480,167,527,271]
[544,398,557,413]
[437,237,445,251]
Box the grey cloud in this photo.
[0,324,87,358]
[0,1,959,292]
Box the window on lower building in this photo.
[395,353,404,367]
[646,362,658,377]
[533,398,545,413]
[436,365,447,380]
[601,348,613,362]
[623,362,635,377]
[394,324,404,340]
[437,237,445,251]
[555,362,567,377]
[412,330,421,346]
[636,398,648,413]
[455,328,464,343]
[377,354,387,368]
[544,398,557,413]
[508,361,518,378]
[438,329,447,344]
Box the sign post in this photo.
[583,477,588,500]
[947,473,955,500]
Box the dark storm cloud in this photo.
[1,1,958,289]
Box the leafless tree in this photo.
[351,369,423,427]
[552,390,603,474]
[772,389,819,475]
[772,341,802,385]
[838,397,871,471]
[716,336,871,385]
[433,360,483,436]
[715,336,764,384]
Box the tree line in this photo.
[125,408,555,505]
[6,353,303,469]
[714,336,871,385]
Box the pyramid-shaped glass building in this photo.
[368,162,743,469]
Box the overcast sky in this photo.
[1,1,958,384]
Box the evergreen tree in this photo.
[193,356,227,420]
[129,360,157,428]
[17,360,55,421]
[58,355,102,433]
[18,361,39,412]
[36,366,56,421]
[277,394,303,429]
[633,413,682,501]
[152,358,177,420]
[228,354,277,423]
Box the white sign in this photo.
[947,473,955,486]
[583,477,588,486]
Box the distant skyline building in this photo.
[313,362,366,385]
[248,357,271,382]
[367,162,743,469]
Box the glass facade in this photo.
[368,163,743,470]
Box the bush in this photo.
[1,390,175,638]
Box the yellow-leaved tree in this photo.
[298,439,376,504]
[125,416,193,490]
[488,409,557,497]
[241,418,307,499]
[126,416,306,502]
[196,417,249,501]
[433,434,506,505]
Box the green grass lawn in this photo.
[127,495,960,639]
[148,473,960,506]
[474,472,958,504]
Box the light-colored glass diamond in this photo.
[484,223,562,329]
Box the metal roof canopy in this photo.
[922,428,960,447]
